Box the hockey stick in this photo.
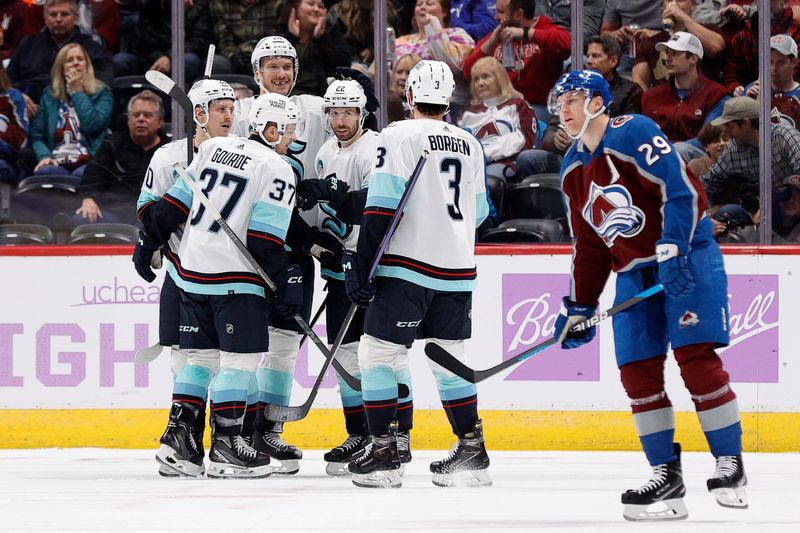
[425,283,664,384]
[144,70,361,390]
[171,165,362,394]
[135,342,163,363]
[298,289,327,349]
[204,44,215,78]
[265,151,429,422]
[145,70,194,165]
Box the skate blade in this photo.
[623,499,689,521]
[155,445,204,477]
[710,486,749,509]
[206,462,271,479]
[268,459,300,475]
[432,469,493,488]
[325,462,352,477]
[158,464,181,478]
[351,469,402,488]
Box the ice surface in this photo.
[1,449,798,532]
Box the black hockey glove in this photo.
[132,230,160,283]
[296,177,350,211]
[275,264,304,317]
[342,250,375,307]
[303,227,344,261]
[335,66,379,112]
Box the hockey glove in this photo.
[132,230,160,283]
[296,177,350,211]
[656,240,695,297]
[335,67,380,113]
[553,297,597,349]
[342,250,376,307]
[275,264,304,317]
[302,227,344,259]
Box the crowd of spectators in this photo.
[0,0,799,244]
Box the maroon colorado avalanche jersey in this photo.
[560,114,711,305]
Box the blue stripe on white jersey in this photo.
[476,190,489,227]
[165,172,194,210]
[249,201,292,241]
[136,189,159,210]
[366,171,407,210]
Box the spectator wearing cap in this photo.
[702,96,800,207]
[773,174,800,242]
[641,32,730,162]
[744,34,800,129]
[724,0,800,94]
[75,90,167,225]
[631,0,726,89]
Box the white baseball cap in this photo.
[771,34,798,58]
[655,31,704,59]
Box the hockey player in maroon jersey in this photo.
[549,69,747,521]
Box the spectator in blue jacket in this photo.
[450,0,497,41]
[7,0,112,114]
[30,43,112,183]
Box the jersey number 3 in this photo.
[190,168,246,233]
[441,158,463,221]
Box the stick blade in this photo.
[145,70,175,94]
[264,403,308,423]
[135,342,164,363]
[424,343,477,383]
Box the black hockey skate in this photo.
[707,455,748,508]
[397,430,412,476]
[252,422,302,475]
[430,419,492,487]
[324,434,369,477]
[622,443,688,521]
[155,402,205,477]
[207,434,271,479]
[348,421,402,488]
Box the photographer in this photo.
[711,202,759,243]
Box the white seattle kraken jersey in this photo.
[163,136,296,297]
[313,129,379,251]
[137,138,189,253]
[365,119,489,291]
[232,96,255,138]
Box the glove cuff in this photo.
[561,297,596,317]
[656,238,689,261]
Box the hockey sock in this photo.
[395,367,413,433]
[210,368,251,436]
[243,372,259,436]
[362,366,398,436]
[172,363,214,410]
[257,327,299,408]
[426,340,478,437]
[674,343,743,457]
[336,342,366,435]
[620,356,678,466]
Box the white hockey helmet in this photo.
[251,36,299,93]
[405,60,455,107]
[323,79,368,128]
[187,78,235,127]
[248,92,300,147]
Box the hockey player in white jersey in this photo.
[294,79,418,476]
[140,93,303,479]
[230,35,334,474]
[133,78,235,477]
[344,60,492,489]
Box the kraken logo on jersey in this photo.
[582,182,645,247]
[320,203,353,240]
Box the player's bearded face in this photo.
[259,57,294,96]
[327,108,360,141]
[204,100,234,138]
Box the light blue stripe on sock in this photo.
[433,371,477,401]
[394,368,413,402]
[210,368,250,404]
[247,373,258,406]
[362,366,397,402]
[174,364,214,399]
[257,367,293,406]
[337,370,362,407]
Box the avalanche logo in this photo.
[679,310,699,328]
[475,119,514,140]
[582,182,645,246]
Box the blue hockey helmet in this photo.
[547,69,613,117]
